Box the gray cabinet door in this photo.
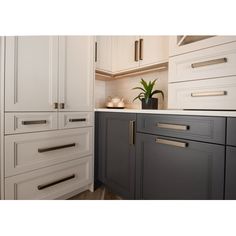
[96,112,136,199]
[225,146,236,199]
[136,133,224,200]
[227,118,236,146]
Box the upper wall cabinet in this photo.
[59,36,94,112]
[169,36,236,57]
[95,36,169,74]
[5,36,94,112]
[5,36,59,112]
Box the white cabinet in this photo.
[96,36,113,72]
[95,36,169,74]
[59,36,94,111]
[5,36,58,111]
[112,36,140,72]
[169,35,236,57]
[139,36,169,67]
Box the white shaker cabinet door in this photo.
[139,36,169,67]
[5,36,58,111]
[59,36,94,112]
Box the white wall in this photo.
[95,70,168,109]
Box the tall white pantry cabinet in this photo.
[0,36,95,199]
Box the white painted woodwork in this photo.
[5,112,58,134]
[168,76,236,110]
[5,157,92,200]
[139,36,169,67]
[112,36,140,72]
[5,36,58,111]
[59,36,94,112]
[59,112,94,129]
[169,41,236,83]
[169,36,236,56]
[5,128,93,177]
[96,36,113,72]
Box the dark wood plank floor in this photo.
[68,186,123,200]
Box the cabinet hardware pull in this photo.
[69,118,86,122]
[191,91,227,97]
[37,174,76,190]
[95,41,98,62]
[38,143,76,153]
[134,40,139,62]
[156,138,187,148]
[191,57,227,68]
[22,120,47,125]
[139,38,143,60]
[129,120,135,145]
[60,103,65,109]
[54,102,58,109]
[157,123,189,131]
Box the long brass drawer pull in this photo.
[134,40,139,62]
[38,143,76,153]
[157,123,189,131]
[156,138,187,148]
[22,120,47,125]
[139,38,143,60]
[37,174,76,190]
[191,57,227,68]
[191,91,227,97]
[69,118,86,122]
[129,120,135,145]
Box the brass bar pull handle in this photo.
[139,38,143,60]
[37,174,76,190]
[157,123,189,131]
[22,120,47,125]
[60,103,65,109]
[156,138,187,148]
[134,40,139,62]
[69,118,86,122]
[191,57,227,68]
[95,41,98,62]
[129,120,135,145]
[191,91,227,97]
[38,143,76,153]
[54,102,58,109]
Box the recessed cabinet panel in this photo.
[5,157,92,200]
[5,128,93,177]
[59,36,94,112]
[5,36,58,111]
[136,133,224,200]
[226,118,236,146]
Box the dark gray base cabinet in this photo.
[136,133,225,200]
[96,112,136,199]
[225,147,236,199]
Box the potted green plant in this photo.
[132,78,164,109]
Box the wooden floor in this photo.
[68,186,123,200]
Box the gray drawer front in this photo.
[227,118,236,146]
[137,114,226,144]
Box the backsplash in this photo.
[95,70,168,109]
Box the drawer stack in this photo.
[168,37,236,110]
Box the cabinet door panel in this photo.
[136,133,224,200]
[59,36,94,111]
[112,36,140,72]
[139,36,168,67]
[96,112,136,199]
[225,147,236,199]
[5,36,58,111]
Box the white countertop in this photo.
[95,108,236,117]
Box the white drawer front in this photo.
[5,157,92,200]
[168,76,236,110]
[5,112,58,135]
[59,112,94,129]
[169,42,236,83]
[5,128,93,177]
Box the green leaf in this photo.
[132,87,146,92]
[151,90,164,98]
